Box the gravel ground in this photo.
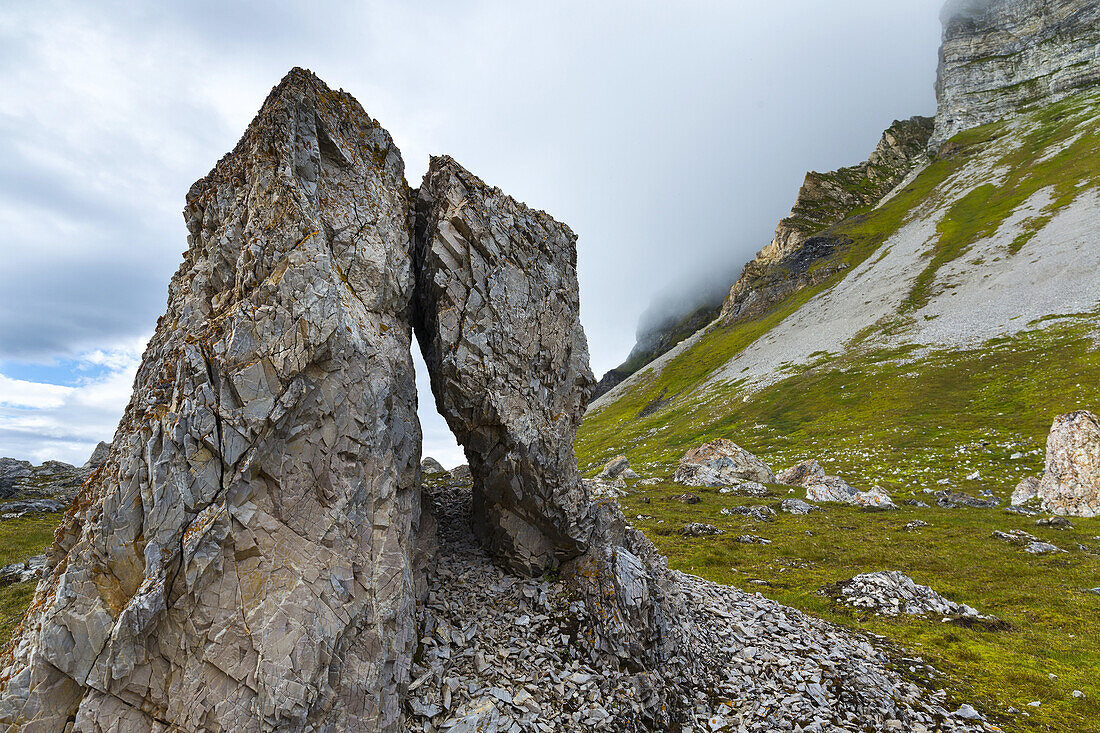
[407,480,996,732]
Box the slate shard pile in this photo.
[409,476,993,733]
[0,68,424,732]
[413,155,596,576]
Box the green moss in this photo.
[0,513,62,646]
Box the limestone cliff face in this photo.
[718,116,932,325]
[0,69,424,731]
[933,0,1100,146]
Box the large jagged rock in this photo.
[0,69,425,731]
[413,155,596,575]
[672,439,776,487]
[933,0,1100,146]
[1037,410,1100,517]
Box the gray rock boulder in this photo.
[673,439,776,487]
[1011,476,1041,506]
[1037,410,1100,517]
[680,522,724,537]
[777,459,826,486]
[421,456,446,474]
[780,498,821,515]
[596,455,638,481]
[0,555,46,588]
[779,460,894,509]
[828,571,986,619]
[413,155,595,575]
[0,68,425,731]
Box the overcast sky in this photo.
[0,0,942,467]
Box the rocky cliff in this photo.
[933,0,1100,146]
[719,116,932,326]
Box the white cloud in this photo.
[0,340,145,464]
[0,376,74,410]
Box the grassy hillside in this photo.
[578,90,1100,732]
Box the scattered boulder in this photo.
[826,571,987,619]
[934,489,998,509]
[733,535,772,545]
[992,529,1038,544]
[0,554,46,587]
[1037,410,1100,517]
[1011,476,1040,506]
[1024,541,1065,555]
[421,456,446,474]
[1036,516,1073,529]
[777,459,826,486]
[681,523,725,537]
[780,498,821,515]
[904,520,930,531]
[0,69,426,730]
[779,460,894,509]
[717,481,769,497]
[414,154,595,575]
[721,505,777,522]
[952,704,984,722]
[596,455,639,481]
[672,439,776,487]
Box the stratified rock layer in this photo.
[933,0,1100,146]
[414,155,596,575]
[0,69,423,731]
[1038,410,1100,517]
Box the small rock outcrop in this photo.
[421,456,446,474]
[779,460,895,509]
[672,439,776,486]
[933,0,1100,146]
[82,441,111,472]
[596,455,638,481]
[1036,410,1100,517]
[0,69,425,731]
[0,458,86,503]
[827,571,986,619]
[1011,475,1041,506]
[413,155,596,576]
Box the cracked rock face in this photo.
[413,156,596,575]
[1038,410,1100,517]
[0,69,424,731]
[933,0,1100,146]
